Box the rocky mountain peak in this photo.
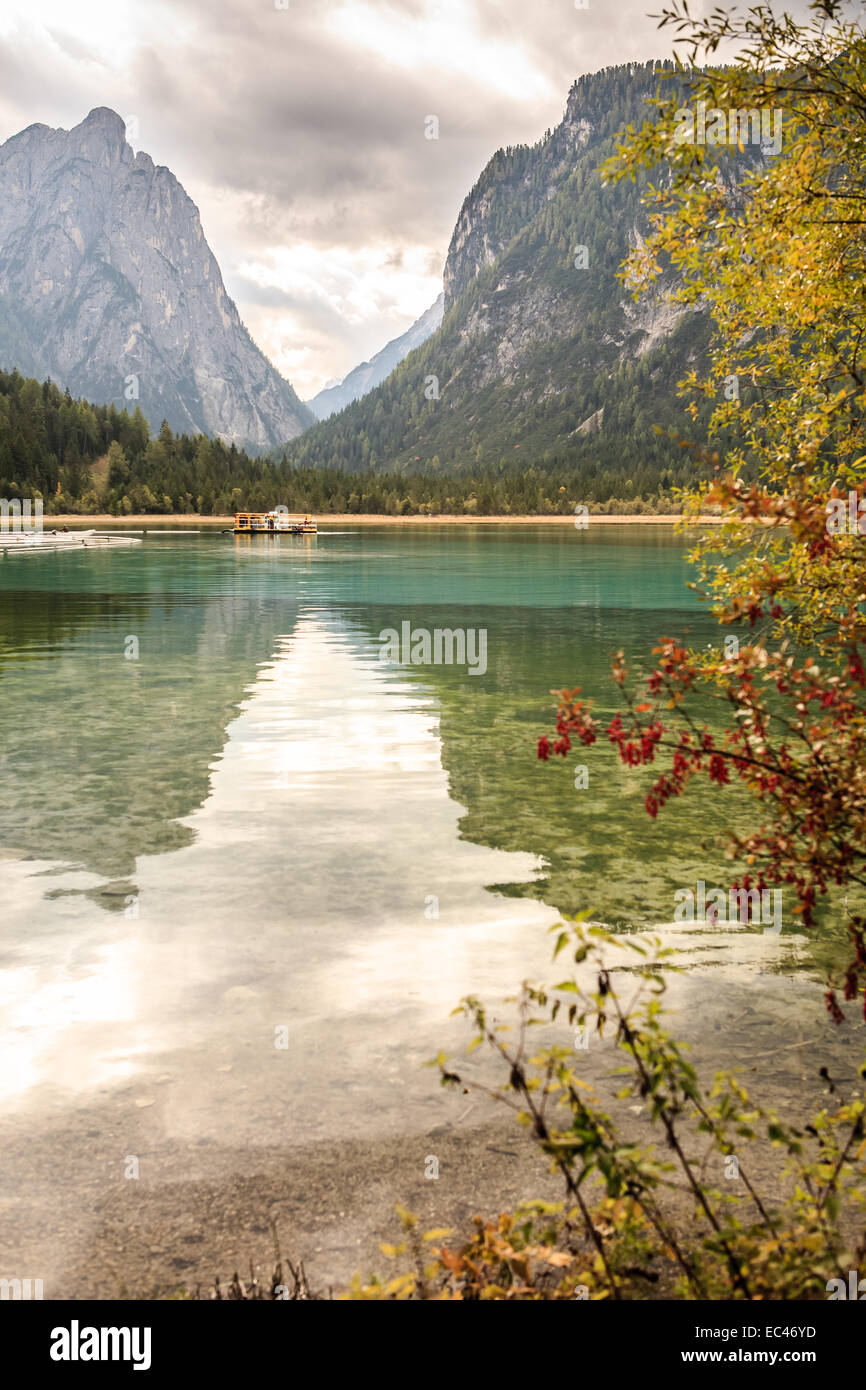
[0,109,312,450]
[74,108,128,156]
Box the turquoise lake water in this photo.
[0,525,817,1145]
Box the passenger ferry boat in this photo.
[233,511,317,535]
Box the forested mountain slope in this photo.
[282,61,758,496]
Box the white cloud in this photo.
[239,242,442,397]
[326,0,556,102]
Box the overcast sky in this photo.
[0,0,810,398]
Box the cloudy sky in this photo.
[0,0,769,399]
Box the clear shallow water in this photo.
[0,526,815,1144]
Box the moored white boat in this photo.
[0,528,143,555]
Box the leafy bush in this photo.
[348,922,866,1300]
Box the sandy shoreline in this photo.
[0,1109,562,1300]
[0,967,855,1299]
[48,512,723,527]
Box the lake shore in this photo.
[0,1108,561,1300]
[0,965,854,1299]
[48,512,725,527]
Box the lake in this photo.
[0,523,847,1293]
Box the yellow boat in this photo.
[233,511,317,535]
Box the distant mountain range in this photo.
[307,294,444,420]
[0,65,764,491]
[0,108,313,452]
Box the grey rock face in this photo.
[307,293,444,420]
[0,108,313,450]
[442,79,595,309]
